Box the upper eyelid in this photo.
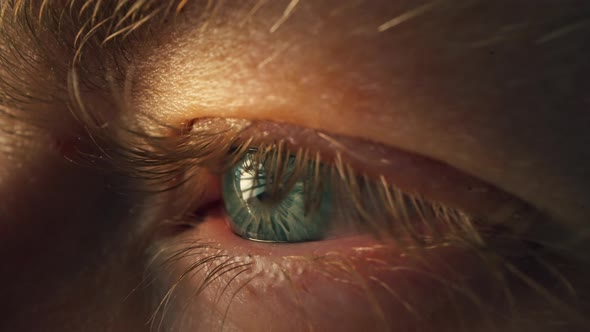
[172,117,540,230]
[68,107,547,244]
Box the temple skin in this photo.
[0,1,589,331]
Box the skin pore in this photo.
[1,1,589,331]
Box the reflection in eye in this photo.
[223,149,329,242]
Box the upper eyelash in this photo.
[91,116,496,250]
[227,142,476,243]
[65,113,568,265]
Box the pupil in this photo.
[223,151,329,243]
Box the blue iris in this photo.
[222,152,329,242]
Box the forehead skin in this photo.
[133,0,590,231]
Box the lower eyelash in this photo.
[145,222,590,332]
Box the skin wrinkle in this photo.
[0,1,589,331]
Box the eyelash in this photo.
[118,118,586,330]
[220,142,483,246]
[99,117,499,250]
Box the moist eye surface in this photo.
[222,149,330,243]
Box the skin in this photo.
[0,1,589,331]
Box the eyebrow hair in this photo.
[3,0,187,33]
[0,1,190,129]
[2,0,189,59]
[2,0,589,138]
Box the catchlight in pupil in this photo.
[222,150,329,243]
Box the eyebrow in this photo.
[2,1,188,56]
[0,0,188,114]
[5,0,185,26]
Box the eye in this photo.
[175,118,512,248]
[223,149,328,242]
[128,118,578,331]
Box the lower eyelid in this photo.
[150,205,517,331]
[192,204,383,256]
[144,146,574,331]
